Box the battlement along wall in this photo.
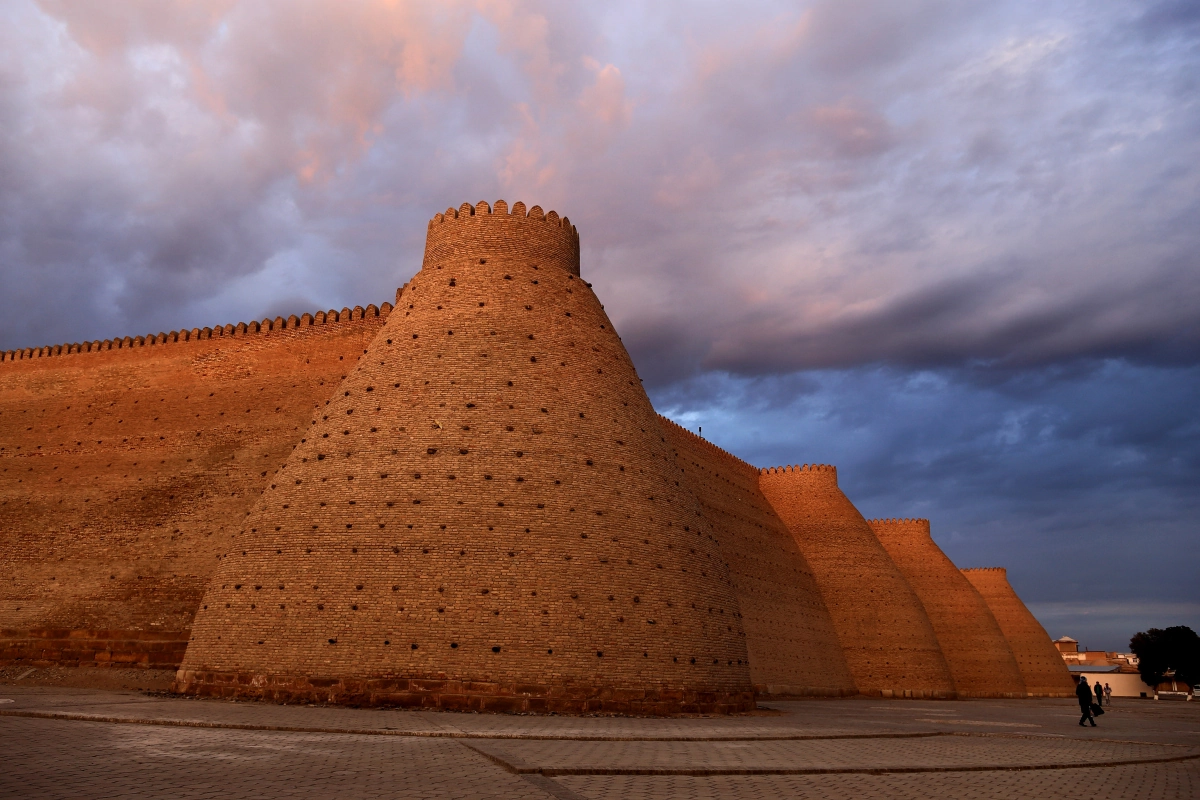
[867,518,1025,698]
[659,417,856,697]
[0,303,390,665]
[175,202,754,714]
[758,466,956,698]
[960,567,1076,697]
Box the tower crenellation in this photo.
[423,199,580,277]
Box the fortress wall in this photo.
[0,628,190,670]
[758,466,956,698]
[0,304,390,662]
[176,202,754,714]
[960,568,1076,697]
[867,519,1026,698]
[659,418,856,696]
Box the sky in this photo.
[1,0,1197,651]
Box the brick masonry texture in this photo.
[961,567,1077,697]
[660,417,857,697]
[758,466,957,698]
[868,518,1026,698]
[0,306,389,665]
[0,199,1070,712]
[175,201,755,714]
[0,627,188,669]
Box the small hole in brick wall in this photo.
[492,646,501,653]
[411,643,419,649]
[530,356,537,363]
[506,425,514,431]
[318,604,324,610]
[507,381,513,386]
[479,302,485,307]
[393,585,399,591]
[384,640,390,645]
[451,642,458,648]
[329,638,336,644]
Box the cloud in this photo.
[1,0,1196,654]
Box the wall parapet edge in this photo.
[961,567,1008,573]
[867,518,932,535]
[430,198,579,238]
[759,463,838,481]
[1,300,394,365]
[656,414,759,472]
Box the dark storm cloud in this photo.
[1,0,1196,647]
[652,360,1200,650]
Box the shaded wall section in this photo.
[0,305,390,664]
[868,519,1025,698]
[961,567,1076,697]
[759,466,956,698]
[661,418,856,697]
[176,201,755,714]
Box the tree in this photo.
[1129,626,1200,688]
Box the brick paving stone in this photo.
[467,735,1198,774]
[557,760,1200,800]
[1,688,1197,799]
[0,716,548,800]
[4,689,1198,745]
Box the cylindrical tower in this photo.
[960,567,1076,697]
[868,519,1025,698]
[175,201,754,714]
[758,465,956,698]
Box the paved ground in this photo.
[1,686,1197,799]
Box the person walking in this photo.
[1094,680,1105,707]
[1077,676,1097,726]
[1104,683,1113,705]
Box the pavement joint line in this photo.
[518,774,589,800]
[0,709,949,741]
[455,750,1200,778]
[2,707,1196,750]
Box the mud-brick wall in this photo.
[960,567,1076,697]
[868,519,1026,698]
[0,305,390,643]
[759,465,956,698]
[0,628,190,669]
[177,201,755,715]
[660,417,856,697]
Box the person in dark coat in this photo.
[1077,676,1097,726]
[1094,680,1105,707]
